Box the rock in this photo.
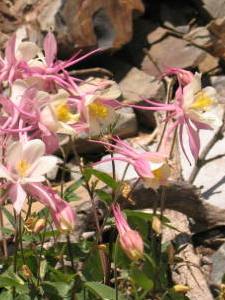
[211,76,225,98]
[185,27,213,48]
[147,26,168,44]
[0,0,144,51]
[207,17,225,58]
[210,242,225,285]
[198,53,219,74]
[160,1,197,34]
[119,67,165,128]
[141,36,207,77]
[196,0,225,19]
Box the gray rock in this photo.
[199,0,225,19]
[119,67,165,128]
[211,76,225,98]
[211,243,225,284]
[141,36,207,77]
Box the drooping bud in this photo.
[51,198,76,232]
[21,265,32,279]
[165,67,194,86]
[112,204,144,261]
[172,284,190,294]
[33,218,46,233]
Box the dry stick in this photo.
[188,110,225,184]
[69,67,113,78]
[69,137,109,282]
[0,209,8,258]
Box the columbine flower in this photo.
[75,78,121,136]
[0,139,58,213]
[112,204,144,261]
[131,69,222,162]
[93,137,170,190]
[40,89,79,135]
[0,34,40,84]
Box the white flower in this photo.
[0,139,58,185]
[183,73,223,128]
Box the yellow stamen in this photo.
[16,160,30,177]
[191,91,214,110]
[89,101,109,119]
[55,103,77,123]
[152,167,163,180]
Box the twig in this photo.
[188,110,225,184]
[69,67,113,78]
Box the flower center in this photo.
[89,101,109,119]
[152,167,163,180]
[191,91,214,110]
[16,160,30,177]
[55,103,72,122]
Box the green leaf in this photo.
[64,178,84,202]
[1,227,14,235]
[0,291,13,300]
[1,207,15,227]
[131,268,153,291]
[42,281,73,299]
[85,282,126,300]
[84,168,118,189]
[95,190,113,204]
[0,275,28,293]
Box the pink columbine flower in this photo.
[131,69,222,162]
[0,35,40,84]
[112,204,144,261]
[0,139,58,213]
[93,137,170,190]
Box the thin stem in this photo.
[66,235,75,270]
[114,237,119,300]
[156,78,175,152]
[0,208,8,258]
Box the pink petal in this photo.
[5,35,16,64]
[25,183,57,211]
[9,183,27,214]
[186,119,200,160]
[43,32,57,66]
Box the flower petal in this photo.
[0,164,13,181]
[7,141,23,167]
[22,139,46,164]
[28,156,58,178]
[9,183,27,214]
[43,32,57,66]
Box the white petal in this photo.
[22,139,46,164]
[0,165,13,181]
[28,156,58,178]
[11,79,27,105]
[7,141,23,167]
[16,41,40,62]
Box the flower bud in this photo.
[112,204,144,261]
[33,218,46,233]
[51,199,76,232]
[21,265,32,279]
[152,216,162,235]
[172,284,190,294]
[119,229,144,261]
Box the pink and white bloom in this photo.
[131,68,222,162]
[74,78,121,136]
[93,137,171,190]
[112,204,144,261]
[0,139,58,213]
